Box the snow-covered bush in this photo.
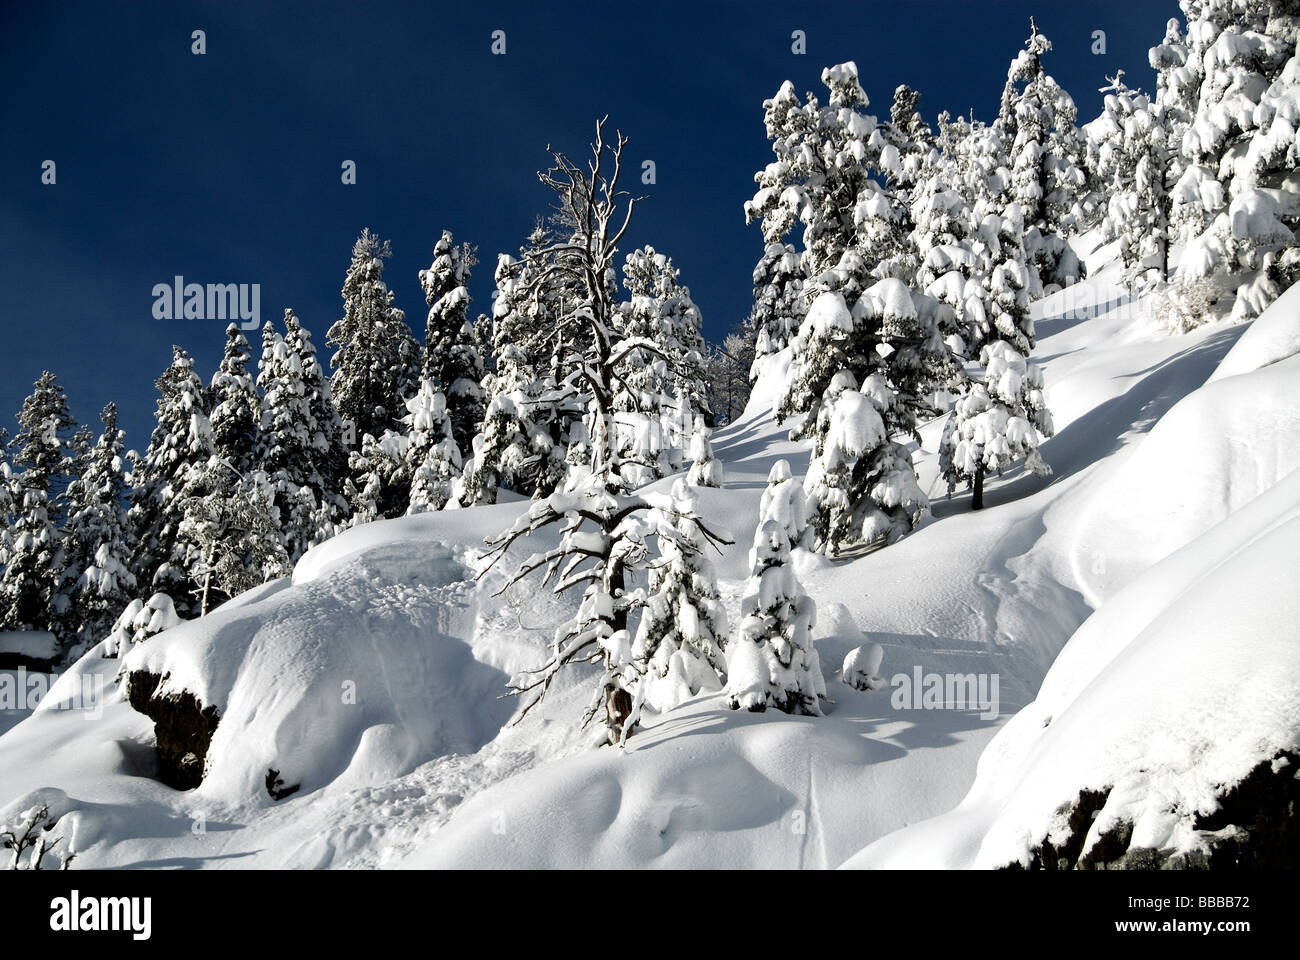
[841,642,886,691]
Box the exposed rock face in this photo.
[124,671,220,790]
[1002,751,1300,870]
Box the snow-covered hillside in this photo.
[1,254,1296,869]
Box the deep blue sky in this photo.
[1,0,1177,450]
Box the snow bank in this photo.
[1067,351,1300,600]
[1209,279,1300,382]
[853,466,1300,869]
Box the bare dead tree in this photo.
[480,119,732,744]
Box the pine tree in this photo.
[614,246,711,482]
[208,324,260,475]
[685,423,723,487]
[60,403,136,648]
[997,19,1088,292]
[328,229,420,447]
[259,310,348,557]
[745,62,907,286]
[1093,72,1177,285]
[457,249,553,505]
[725,519,824,715]
[632,478,728,713]
[128,347,214,618]
[1172,0,1300,320]
[759,459,812,551]
[179,465,290,615]
[403,379,462,514]
[419,230,487,455]
[939,271,1054,511]
[1,373,75,643]
[747,241,806,370]
[284,310,349,540]
[783,280,946,554]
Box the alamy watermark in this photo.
[0,667,104,720]
[890,666,1000,720]
[152,275,260,329]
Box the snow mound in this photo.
[1209,279,1300,382]
[120,537,514,805]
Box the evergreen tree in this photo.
[128,347,214,618]
[346,431,411,524]
[260,310,348,558]
[996,19,1088,291]
[759,459,812,551]
[458,248,555,504]
[725,519,824,715]
[632,478,728,713]
[403,379,463,514]
[747,241,806,370]
[1,373,75,642]
[178,465,290,615]
[939,249,1054,511]
[745,62,909,286]
[614,247,711,482]
[419,230,487,455]
[60,403,136,648]
[1172,0,1300,320]
[783,279,946,554]
[209,324,260,475]
[685,423,723,487]
[328,229,420,447]
[1093,72,1177,285]
[284,310,349,540]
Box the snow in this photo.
[0,631,58,661]
[1209,278,1300,381]
[0,242,1292,869]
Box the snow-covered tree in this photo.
[483,119,732,746]
[1092,71,1177,284]
[328,229,420,447]
[996,19,1088,291]
[632,478,728,713]
[783,280,945,554]
[759,458,812,551]
[745,62,909,287]
[419,230,487,455]
[725,519,824,715]
[457,247,561,505]
[178,463,290,615]
[258,310,347,558]
[128,347,214,618]
[403,379,462,514]
[940,340,1054,510]
[685,423,723,487]
[59,403,136,647]
[614,246,711,481]
[1171,0,1300,320]
[911,170,986,358]
[209,324,260,475]
[1,373,75,642]
[747,241,806,377]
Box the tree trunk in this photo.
[972,465,985,511]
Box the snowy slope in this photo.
[851,285,1300,869]
[0,255,1285,869]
